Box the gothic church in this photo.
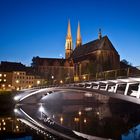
[32,20,120,83]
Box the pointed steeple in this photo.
[65,20,73,59]
[67,19,72,39]
[98,28,102,40]
[76,22,82,47]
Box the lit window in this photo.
[8,84,11,87]
[16,125,18,129]
[0,74,2,77]
[74,117,79,122]
[16,80,19,83]
[60,80,63,84]
[3,127,6,130]
[16,87,20,91]
[3,122,6,125]
[84,118,87,123]
[17,72,20,75]
[0,79,2,82]
[2,84,5,87]
[4,79,6,82]
[4,74,6,77]
[37,80,40,85]
[0,128,1,131]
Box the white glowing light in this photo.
[39,105,44,112]
[14,108,18,113]
[14,96,20,101]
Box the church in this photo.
[32,20,120,83]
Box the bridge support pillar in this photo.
[136,84,140,98]
[124,83,130,96]
[114,84,118,93]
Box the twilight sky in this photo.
[0,0,140,66]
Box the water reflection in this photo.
[2,91,140,140]
[0,116,50,139]
[41,93,140,139]
[0,117,25,133]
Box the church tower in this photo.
[98,28,102,40]
[76,22,82,47]
[65,20,73,59]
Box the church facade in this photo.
[32,20,120,83]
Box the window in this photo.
[4,74,6,77]
[0,74,2,77]
[4,79,6,82]
[16,80,19,83]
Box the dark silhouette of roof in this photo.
[32,57,73,66]
[0,61,35,75]
[0,61,26,72]
[71,36,119,59]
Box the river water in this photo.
[1,91,140,140]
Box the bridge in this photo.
[14,75,140,104]
[13,73,140,140]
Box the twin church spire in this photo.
[65,20,82,59]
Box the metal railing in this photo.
[78,67,140,82]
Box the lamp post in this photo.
[51,75,54,85]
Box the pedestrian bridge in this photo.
[13,76,140,140]
[14,76,140,105]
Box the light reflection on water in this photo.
[41,92,140,139]
[1,91,140,140]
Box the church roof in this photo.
[71,36,119,59]
[32,57,73,66]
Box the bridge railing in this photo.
[78,67,140,82]
[31,66,140,89]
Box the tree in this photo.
[121,59,132,66]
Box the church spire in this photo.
[67,19,72,38]
[98,28,102,40]
[65,20,73,59]
[76,22,82,47]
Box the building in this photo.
[32,57,74,84]
[0,62,44,91]
[71,34,120,80]
[32,20,120,82]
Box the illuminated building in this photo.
[32,20,120,82]
[0,62,44,90]
[32,57,74,84]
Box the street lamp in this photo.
[83,76,86,81]
[78,111,82,116]
[51,75,54,85]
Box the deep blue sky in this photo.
[0,0,140,66]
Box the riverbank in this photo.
[0,91,17,116]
